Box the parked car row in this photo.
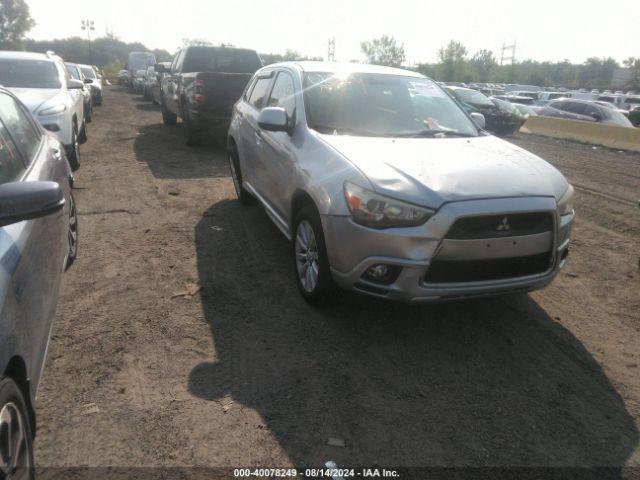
[0,49,98,476]
[132,56,574,308]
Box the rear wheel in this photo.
[293,205,335,306]
[161,97,177,126]
[65,192,78,269]
[94,92,103,106]
[184,107,203,146]
[0,377,34,480]
[228,146,253,205]
[65,126,80,172]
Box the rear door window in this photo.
[0,93,42,164]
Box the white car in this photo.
[78,64,103,106]
[0,51,87,171]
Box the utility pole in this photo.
[81,20,96,65]
[500,42,516,66]
[328,37,336,62]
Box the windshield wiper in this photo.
[311,125,380,136]
[393,129,476,138]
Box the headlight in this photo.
[344,182,434,229]
[558,185,575,216]
[38,104,67,116]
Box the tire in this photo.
[161,98,177,126]
[65,192,78,270]
[65,126,80,172]
[85,102,92,123]
[95,92,103,106]
[228,146,253,205]
[0,377,35,480]
[184,107,203,146]
[292,205,335,306]
[78,121,88,144]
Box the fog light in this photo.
[362,264,402,285]
[367,264,389,278]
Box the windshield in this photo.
[303,73,478,137]
[81,67,96,79]
[0,59,61,89]
[66,64,81,80]
[451,88,494,107]
[129,53,156,72]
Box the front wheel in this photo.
[293,206,335,305]
[0,377,35,480]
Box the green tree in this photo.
[469,49,497,82]
[360,35,406,67]
[438,41,468,82]
[0,0,35,50]
[623,57,640,91]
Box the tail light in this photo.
[193,79,206,103]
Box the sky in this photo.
[25,0,640,65]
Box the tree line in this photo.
[1,0,638,90]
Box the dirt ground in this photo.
[33,87,640,474]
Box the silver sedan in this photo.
[227,62,575,305]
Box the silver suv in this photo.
[0,51,87,171]
[227,62,575,305]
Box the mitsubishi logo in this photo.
[496,217,511,232]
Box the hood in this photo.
[319,134,568,209]
[7,88,61,114]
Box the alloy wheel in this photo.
[68,194,78,259]
[295,220,320,293]
[0,402,30,479]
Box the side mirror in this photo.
[470,112,486,129]
[591,113,602,121]
[68,79,85,90]
[83,78,94,84]
[0,181,65,228]
[258,107,291,133]
[154,63,167,74]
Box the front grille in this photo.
[424,252,552,284]
[446,213,553,240]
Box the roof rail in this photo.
[45,50,56,58]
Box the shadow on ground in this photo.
[188,198,638,472]
[133,122,228,180]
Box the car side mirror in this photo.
[68,79,85,90]
[84,78,94,84]
[154,63,167,74]
[0,181,65,228]
[258,107,291,133]
[470,112,486,129]
[591,113,602,121]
